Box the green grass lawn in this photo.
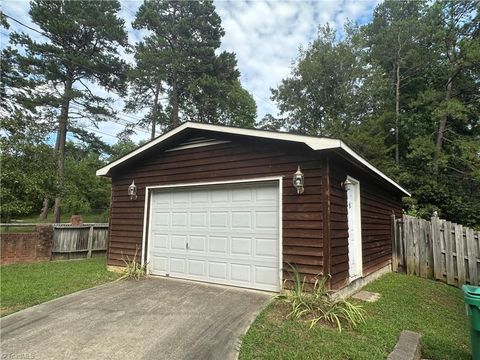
[239,273,470,360]
[0,257,119,317]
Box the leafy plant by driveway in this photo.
[118,248,148,281]
[277,265,366,331]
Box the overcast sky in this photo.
[1,0,380,144]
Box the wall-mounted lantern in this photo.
[128,180,137,200]
[293,166,304,194]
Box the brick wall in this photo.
[1,225,53,265]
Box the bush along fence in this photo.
[392,214,480,287]
[0,223,108,264]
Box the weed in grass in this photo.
[277,265,366,331]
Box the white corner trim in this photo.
[96,121,410,196]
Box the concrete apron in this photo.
[0,277,272,360]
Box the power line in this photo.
[83,127,118,139]
[5,13,156,130]
[3,14,44,37]
[69,103,150,134]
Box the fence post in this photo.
[391,213,398,272]
[87,225,94,259]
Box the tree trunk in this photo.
[39,198,49,219]
[171,72,179,128]
[40,125,62,219]
[151,81,161,140]
[395,62,400,164]
[433,77,453,175]
[53,77,73,223]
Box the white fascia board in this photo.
[337,141,411,197]
[96,122,191,176]
[96,122,410,196]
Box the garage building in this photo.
[97,122,409,292]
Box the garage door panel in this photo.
[209,236,228,254]
[255,211,278,229]
[232,211,252,228]
[191,191,208,203]
[255,238,277,257]
[152,256,168,272]
[173,192,189,203]
[169,257,186,274]
[172,212,187,227]
[171,235,186,250]
[152,233,168,249]
[187,259,206,277]
[231,263,251,283]
[255,266,278,285]
[231,237,252,256]
[210,212,228,227]
[208,262,228,279]
[149,181,280,291]
[256,187,277,201]
[189,235,206,251]
[211,189,229,203]
[232,188,252,202]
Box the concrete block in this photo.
[387,330,422,360]
[352,290,381,302]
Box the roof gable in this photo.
[97,122,410,196]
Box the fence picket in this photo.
[455,224,465,286]
[406,218,415,275]
[426,221,434,279]
[394,216,478,288]
[466,228,478,285]
[431,216,442,281]
[419,219,428,278]
[445,221,455,285]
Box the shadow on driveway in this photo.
[1,277,272,360]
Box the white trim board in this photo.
[96,122,410,196]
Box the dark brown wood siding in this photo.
[108,135,325,281]
[328,153,403,289]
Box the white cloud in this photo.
[1,0,379,144]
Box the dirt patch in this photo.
[1,306,22,317]
[266,301,291,325]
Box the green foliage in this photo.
[62,143,111,215]
[269,0,480,227]
[0,257,119,316]
[0,114,56,221]
[277,266,366,332]
[239,273,469,360]
[128,0,256,132]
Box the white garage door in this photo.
[148,181,280,291]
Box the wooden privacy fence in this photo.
[52,223,108,260]
[393,215,480,287]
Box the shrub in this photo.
[277,265,366,332]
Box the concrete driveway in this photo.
[0,277,272,360]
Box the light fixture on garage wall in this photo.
[293,166,304,194]
[128,180,137,200]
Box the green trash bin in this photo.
[463,285,480,360]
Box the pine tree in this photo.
[11,0,128,222]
